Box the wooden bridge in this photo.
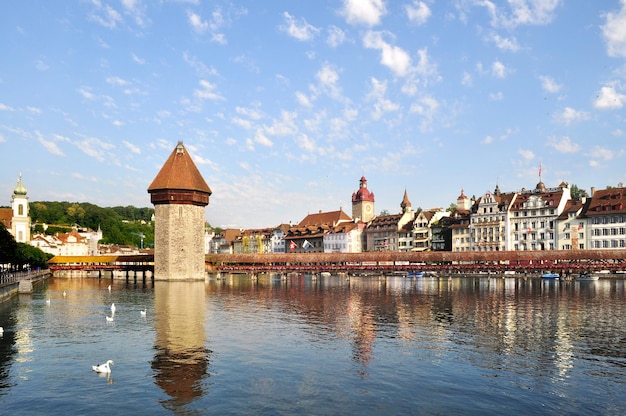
[46,249,626,278]
[206,249,626,276]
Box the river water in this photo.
[0,273,625,415]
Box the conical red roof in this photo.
[148,142,212,194]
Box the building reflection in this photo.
[152,281,210,410]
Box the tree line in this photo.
[0,222,52,271]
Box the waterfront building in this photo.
[285,209,352,253]
[556,198,589,250]
[508,181,570,251]
[448,189,472,252]
[148,141,212,280]
[471,185,516,251]
[233,227,275,254]
[365,192,415,252]
[208,229,241,254]
[412,208,449,252]
[271,224,290,253]
[324,221,366,253]
[584,186,626,249]
[352,176,375,223]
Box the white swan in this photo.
[46,298,51,305]
[140,308,147,317]
[92,360,114,373]
[0,327,3,335]
[110,303,116,314]
[105,315,114,322]
[107,284,111,292]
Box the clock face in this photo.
[366,205,371,212]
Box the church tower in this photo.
[148,142,212,280]
[11,174,30,243]
[352,176,375,222]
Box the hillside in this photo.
[29,201,155,247]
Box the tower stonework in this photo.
[148,142,212,280]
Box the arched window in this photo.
[18,204,24,216]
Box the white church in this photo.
[1,174,101,256]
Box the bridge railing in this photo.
[0,269,50,286]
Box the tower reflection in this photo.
[152,281,210,410]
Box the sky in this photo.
[1,1,626,229]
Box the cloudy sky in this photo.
[1,0,625,229]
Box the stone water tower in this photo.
[148,142,212,280]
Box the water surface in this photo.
[0,274,625,415]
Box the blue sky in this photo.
[1,0,625,229]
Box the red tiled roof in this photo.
[147,142,212,194]
[585,187,626,216]
[0,208,12,228]
[298,209,351,227]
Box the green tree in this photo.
[0,222,17,266]
[570,184,588,200]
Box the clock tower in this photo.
[351,176,375,222]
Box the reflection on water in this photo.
[152,281,210,409]
[0,274,625,415]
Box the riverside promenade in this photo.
[0,269,51,302]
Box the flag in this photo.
[289,240,297,251]
[302,240,312,250]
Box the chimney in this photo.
[590,187,595,197]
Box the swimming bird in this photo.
[107,284,111,292]
[46,298,51,305]
[111,303,116,314]
[0,327,3,335]
[140,308,147,317]
[63,291,67,297]
[92,360,114,373]
[105,315,114,322]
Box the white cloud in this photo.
[265,110,298,137]
[547,136,579,153]
[74,136,115,162]
[326,25,346,47]
[489,91,504,101]
[236,106,263,120]
[363,31,411,77]
[106,76,129,86]
[602,0,626,57]
[77,86,96,100]
[296,91,313,107]
[280,12,319,41]
[123,140,141,154]
[0,103,15,111]
[594,85,626,109]
[340,0,386,26]
[477,0,562,29]
[37,132,64,156]
[555,106,590,125]
[487,33,520,52]
[518,148,535,161]
[254,129,273,147]
[539,75,562,93]
[482,135,494,144]
[589,145,621,161]
[406,1,431,25]
[0,133,5,143]
[188,11,208,33]
[491,60,507,78]
[368,77,400,120]
[88,2,123,29]
[194,80,224,100]
[131,53,145,64]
